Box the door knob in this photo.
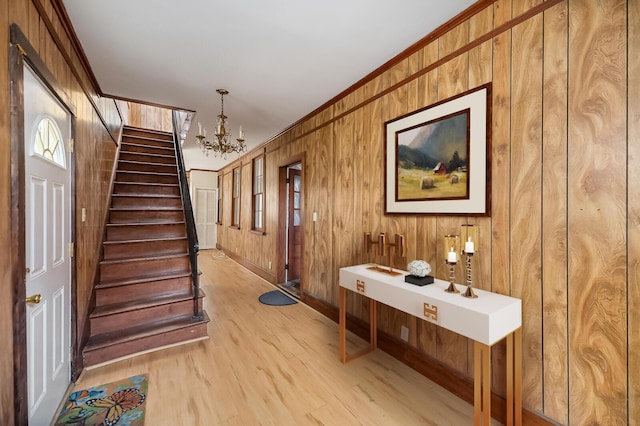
[25,294,42,304]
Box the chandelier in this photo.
[195,89,246,157]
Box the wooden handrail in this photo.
[171,111,202,319]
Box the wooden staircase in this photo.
[83,126,209,367]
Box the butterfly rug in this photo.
[54,374,147,426]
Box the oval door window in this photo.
[33,116,66,168]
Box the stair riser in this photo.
[118,161,177,174]
[107,223,186,241]
[83,321,208,367]
[123,129,173,142]
[103,239,188,260]
[100,256,190,282]
[121,136,173,148]
[96,276,193,305]
[121,143,174,156]
[109,210,184,223]
[120,152,176,165]
[111,196,182,209]
[91,297,203,335]
[113,183,180,196]
[115,172,178,185]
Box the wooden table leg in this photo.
[474,341,492,426]
[505,328,523,426]
[339,287,346,363]
[474,341,482,425]
[515,327,522,426]
[369,298,377,350]
[482,344,491,426]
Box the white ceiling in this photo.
[62,0,477,170]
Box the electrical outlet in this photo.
[81,208,86,222]
[400,325,409,342]
[269,261,272,269]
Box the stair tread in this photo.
[100,253,189,266]
[123,126,173,136]
[121,141,174,149]
[112,193,181,198]
[120,151,176,159]
[103,236,187,245]
[96,271,194,289]
[91,289,204,318]
[118,160,177,167]
[109,207,183,212]
[106,221,185,227]
[114,181,179,187]
[117,170,177,177]
[84,311,209,352]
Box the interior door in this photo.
[195,187,218,249]
[287,168,302,281]
[23,64,72,425]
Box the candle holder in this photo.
[443,235,460,293]
[460,224,478,298]
[462,252,478,298]
[444,258,459,293]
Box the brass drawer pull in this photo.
[424,303,438,320]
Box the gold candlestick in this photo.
[462,252,478,298]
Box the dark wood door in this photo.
[287,169,302,281]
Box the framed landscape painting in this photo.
[384,83,491,215]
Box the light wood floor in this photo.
[74,250,497,425]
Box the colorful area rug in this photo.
[259,290,297,306]
[55,374,147,426]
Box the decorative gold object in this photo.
[356,279,366,293]
[423,303,438,320]
[443,234,460,293]
[195,89,246,157]
[364,231,406,276]
[25,293,42,304]
[461,225,478,298]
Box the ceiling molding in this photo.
[255,0,498,149]
[224,0,561,174]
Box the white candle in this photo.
[239,125,244,139]
[465,237,474,254]
[198,122,202,135]
[447,248,457,263]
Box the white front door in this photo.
[194,187,217,249]
[23,64,72,425]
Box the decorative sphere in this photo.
[407,260,432,277]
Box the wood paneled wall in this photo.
[217,0,639,424]
[126,102,173,132]
[0,0,122,422]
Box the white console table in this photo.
[339,264,522,426]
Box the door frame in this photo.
[9,24,78,423]
[276,153,305,288]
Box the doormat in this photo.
[54,374,147,426]
[259,290,297,306]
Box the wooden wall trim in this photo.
[50,0,101,95]
[9,30,28,426]
[243,0,564,160]
[216,244,277,283]
[105,93,196,114]
[301,292,558,426]
[9,24,81,423]
[31,0,119,145]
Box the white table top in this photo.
[339,264,522,346]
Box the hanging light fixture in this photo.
[195,89,246,157]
